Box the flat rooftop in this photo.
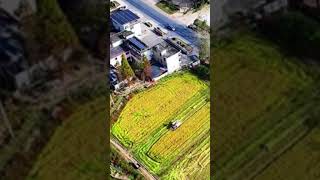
[111,9,139,25]
[110,30,134,44]
[139,24,164,48]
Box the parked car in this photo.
[166,24,175,31]
[144,21,153,27]
[187,24,197,31]
[154,27,167,36]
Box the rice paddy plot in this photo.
[111,72,210,178]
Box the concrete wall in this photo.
[131,23,142,36]
[166,52,181,73]
[153,72,169,81]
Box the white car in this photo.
[166,24,175,31]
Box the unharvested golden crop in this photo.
[149,103,210,161]
[112,73,207,145]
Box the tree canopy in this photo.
[120,54,134,80]
[199,38,210,62]
[142,55,152,81]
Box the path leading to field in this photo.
[110,138,158,180]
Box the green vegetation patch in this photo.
[111,147,143,180]
[27,97,107,180]
[156,1,179,14]
[193,19,210,32]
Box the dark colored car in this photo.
[144,21,153,27]
[154,27,166,36]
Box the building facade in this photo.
[111,9,142,36]
[153,41,181,73]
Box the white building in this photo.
[110,35,152,66]
[111,9,142,36]
[153,41,181,73]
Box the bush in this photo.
[156,0,179,14]
[194,19,210,32]
[191,65,209,80]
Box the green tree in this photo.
[142,55,152,81]
[36,0,78,54]
[199,38,209,62]
[120,54,134,80]
[192,65,209,80]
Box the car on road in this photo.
[166,24,175,31]
[129,162,141,169]
[144,21,153,28]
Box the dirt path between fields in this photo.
[110,138,158,180]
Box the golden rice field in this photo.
[163,136,210,180]
[149,103,210,162]
[111,72,210,179]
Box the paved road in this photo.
[121,0,200,47]
[111,139,157,180]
